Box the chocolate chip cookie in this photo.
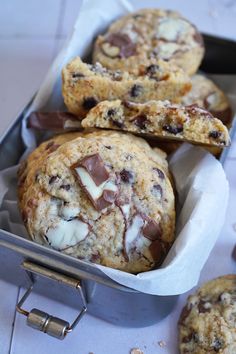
[179,275,236,353]
[18,130,175,273]
[62,57,191,118]
[182,74,233,127]
[93,9,204,75]
[81,99,230,147]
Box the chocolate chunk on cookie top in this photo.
[93,9,204,75]
[179,275,236,354]
[72,154,118,211]
[62,57,191,117]
[82,99,230,147]
[18,130,175,273]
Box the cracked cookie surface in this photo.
[62,57,191,118]
[93,8,204,75]
[18,130,175,273]
[179,275,236,354]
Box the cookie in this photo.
[182,74,233,127]
[179,275,236,353]
[81,100,230,147]
[18,130,175,273]
[93,9,204,75]
[62,57,191,117]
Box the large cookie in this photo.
[81,99,230,147]
[18,130,175,273]
[93,9,204,75]
[182,74,233,127]
[62,57,191,117]
[179,275,236,353]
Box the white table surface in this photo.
[0,1,236,353]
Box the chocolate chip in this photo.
[107,108,116,117]
[83,97,98,110]
[209,131,221,139]
[146,64,159,76]
[152,184,163,199]
[162,124,183,135]
[105,33,136,58]
[182,332,199,343]
[143,219,162,241]
[133,114,148,130]
[60,184,71,191]
[212,338,223,352]
[120,169,134,184]
[105,145,112,150]
[178,305,191,325]
[153,167,165,179]
[49,176,58,184]
[111,118,124,128]
[130,84,143,97]
[71,72,84,79]
[198,300,210,313]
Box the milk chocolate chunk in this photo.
[142,219,162,241]
[149,239,163,262]
[72,154,118,211]
[104,33,136,58]
[27,111,80,130]
[78,154,109,186]
[45,141,60,153]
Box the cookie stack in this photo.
[20,8,231,273]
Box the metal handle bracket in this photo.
[16,261,87,340]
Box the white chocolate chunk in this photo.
[206,92,220,109]
[125,214,144,253]
[75,167,117,199]
[46,218,89,250]
[157,42,180,59]
[120,203,130,220]
[64,119,81,129]
[60,205,80,220]
[156,18,190,41]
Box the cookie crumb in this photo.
[158,340,166,348]
[130,349,144,354]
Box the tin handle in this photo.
[16,261,87,340]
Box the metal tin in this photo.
[0,34,236,337]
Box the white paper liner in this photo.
[0,0,233,295]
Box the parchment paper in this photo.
[0,0,233,295]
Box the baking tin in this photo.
[0,33,236,338]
